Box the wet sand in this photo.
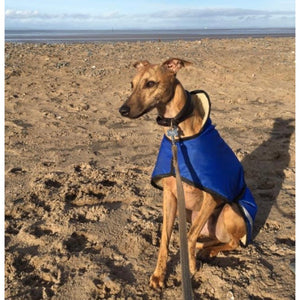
[5,37,295,299]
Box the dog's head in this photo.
[119,58,191,119]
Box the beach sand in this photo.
[5,38,295,299]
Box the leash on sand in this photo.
[168,125,194,300]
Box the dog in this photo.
[119,58,257,290]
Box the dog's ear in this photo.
[133,60,150,70]
[162,58,192,74]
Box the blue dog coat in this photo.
[151,91,257,246]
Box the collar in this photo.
[156,91,194,127]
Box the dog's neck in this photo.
[157,81,204,138]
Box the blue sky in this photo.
[5,0,295,30]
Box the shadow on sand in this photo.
[241,118,295,239]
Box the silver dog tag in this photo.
[167,127,178,143]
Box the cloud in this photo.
[5,8,294,20]
[5,9,40,19]
[5,9,124,20]
[5,8,295,29]
[147,8,294,19]
[134,8,295,28]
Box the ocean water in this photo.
[5,28,295,43]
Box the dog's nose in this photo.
[119,104,130,116]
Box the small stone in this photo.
[227,291,234,300]
[103,276,121,295]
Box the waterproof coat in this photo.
[151,91,257,246]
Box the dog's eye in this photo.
[130,82,134,89]
[145,81,156,88]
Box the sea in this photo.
[5,28,295,43]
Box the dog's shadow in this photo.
[241,117,294,239]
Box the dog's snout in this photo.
[119,104,130,117]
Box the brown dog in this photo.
[119,58,256,290]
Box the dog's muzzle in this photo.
[119,104,130,117]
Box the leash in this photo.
[168,125,194,300]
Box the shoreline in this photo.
[5,28,295,43]
[4,35,295,44]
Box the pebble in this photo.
[103,276,121,294]
[227,291,234,300]
[290,261,295,274]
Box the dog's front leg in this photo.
[187,193,219,274]
[150,185,177,289]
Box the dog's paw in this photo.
[199,248,219,258]
[149,273,164,290]
[189,259,197,275]
[188,249,197,275]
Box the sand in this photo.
[5,37,295,299]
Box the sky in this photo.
[5,0,295,30]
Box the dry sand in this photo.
[5,37,295,299]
